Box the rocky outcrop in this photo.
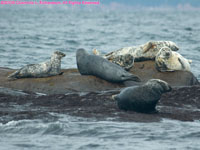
[130,61,199,86]
[0,61,199,94]
[0,67,124,94]
[0,62,199,123]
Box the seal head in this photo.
[155,47,191,72]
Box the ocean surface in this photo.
[0,5,200,150]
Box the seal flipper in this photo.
[178,58,185,70]
[59,72,64,75]
[143,41,154,53]
[129,74,141,82]
[7,70,20,79]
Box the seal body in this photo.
[76,48,141,83]
[113,79,172,113]
[8,51,66,79]
[93,41,179,68]
[93,49,134,71]
[107,54,134,71]
[155,47,191,72]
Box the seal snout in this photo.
[171,44,179,51]
[54,51,66,58]
[61,53,66,57]
[166,84,172,92]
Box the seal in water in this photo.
[8,51,66,79]
[155,47,192,72]
[112,79,172,113]
[93,41,179,69]
[76,48,141,83]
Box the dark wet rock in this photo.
[0,62,199,95]
[0,85,200,123]
[0,87,29,96]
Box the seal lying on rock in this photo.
[112,79,172,113]
[93,41,179,69]
[76,48,141,83]
[155,47,192,72]
[8,51,66,79]
[93,49,134,71]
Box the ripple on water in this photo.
[0,116,200,150]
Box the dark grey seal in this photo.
[112,79,172,113]
[76,48,141,83]
[8,51,66,79]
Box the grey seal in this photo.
[112,79,172,113]
[76,48,141,83]
[155,47,192,72]
[8,51,66,79]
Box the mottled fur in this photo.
[93,41,179,70]
[155,47,191,72]
[8,51,66,79]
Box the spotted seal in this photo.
[93,49,134,71]
[93,41,179,70]
[155,47,192,72]
[76,48,141,83]
[112,79,172,113]
[8,51,66,79]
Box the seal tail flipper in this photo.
[124,74,141,82]
[92,49,101,55]
[7,70,20,79]
[130,75,141,82]
[59,72,64,75]
[188,59,192,64]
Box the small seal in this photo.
[93,41,179,69]
[8,51,66,79]
[93,49,134,71]
[112,79,172,113]
[76,48,141,83]
[155,47,192,72]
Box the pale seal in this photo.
[155,47,192,72]
[93,41,179,69]
[112,79,172,113]
[76,48,141,83]
[8,51,66,79]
